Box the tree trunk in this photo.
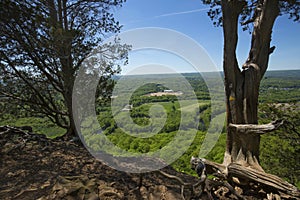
[63,83,77,138]
[221,0,280,171]
[61,38,76,138]
[191,0,300,197]
[50,0,77,138]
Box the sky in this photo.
[112,0,300,74]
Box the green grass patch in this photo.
[0,116,65,138]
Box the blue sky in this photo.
[113,0,300,74]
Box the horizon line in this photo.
[118,69,299,76]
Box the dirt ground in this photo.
[0,126,204,200]
[0,126,296,200]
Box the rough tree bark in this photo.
[222,0,280,171]
[48,0,76,137]
[190,0,300,198]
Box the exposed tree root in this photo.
[193,158,300,199]
[157,169,247,200]
[157,170,190,199]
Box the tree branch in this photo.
[158,170,190,186]
[228,119,284,135]
[242,0,280,77]
[157,170,192,200]
[241,18,255,26]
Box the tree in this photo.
[190,0,300,197]
[201,0,299,169]
[0,0,129,137]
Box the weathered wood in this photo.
[228,120,284,135]
[195,158,300,199]
[199,0,298,198]
[228,163,300,198]
[221,0,246,167]
[201,159,226,176]
[220,0,281,170]
[158,170,191,186]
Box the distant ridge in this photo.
[264,69,300,78]
[113,69,299,79]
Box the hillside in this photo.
[0,126,198,200]
[2,126,298,200]
[1,70,299,199]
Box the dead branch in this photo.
[222,181,246,200]
[158,170,190,186]
[269,46,276,54]
[227,163,300,198]
[0,125,49,146]
[0,127,11,135]
[200,159,226,176]
[228,119,284,135]
[191,157,300,199]
[241,18,255,26]
[191,158,245,199]
[157,170,191,200]
[0,125,31,135]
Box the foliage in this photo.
[259,103,300,187]
[1,71,299,187]
[0,115,65,138]
[259,70,300,103]
[0,0,129,135]
[102,72,300,185]
[204,133,226,164]
[202,0,300,29]
[202,0,300,174]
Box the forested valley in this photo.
[2,70,299,188]
[1,0,300,199]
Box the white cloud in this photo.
[154,8,209,18]
[125,8,209,25]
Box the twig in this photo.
[223,181,246,200]
[157,170,192,200]
[157,170,190,186]
[0,125,31,135]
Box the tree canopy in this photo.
[203,0,300,28]
[0,0,129,136]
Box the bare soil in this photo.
[0,126,200,200]
[0,126,295,200]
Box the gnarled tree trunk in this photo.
[191,0,300,197]
[221,0,280,171]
